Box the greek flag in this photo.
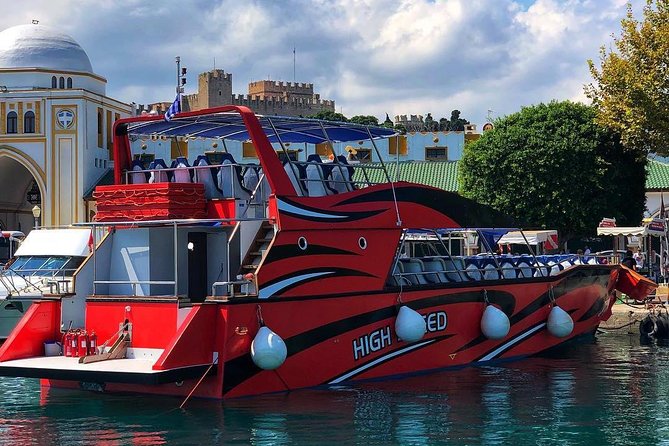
[165,94,180,121]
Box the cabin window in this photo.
[6,111,17,134]
[51,76,57,88]
[97,110,103,148]
[315,142,332,157]
[425,146,448,161]
[67,77,72,88]
[353,148,372,163]
[277,150,299,163]
[24,111,35,133]
[59,77,65,89]
[388,136,408,155]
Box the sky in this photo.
[0,0,634,127]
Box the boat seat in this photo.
[148,158,169,183]
[390,261,411,287]
[400,258,429,285]
[548,261,561,276]
[243,165,262,202]
[330,156,355,193]
[171,156,192,183]
[422,257,449,283]
[500,261,516,279]
[483,263,500,280]
[444,257,467,282]
[559,259,573,271]
[194,155,222,199]
[217,153,252,200]
[283,160,306,196]
[533,262,551,277]
[516,261,533,278]
[130,159,148,184]
[465,262,483,281]
[305,155,328,197]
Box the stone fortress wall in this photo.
[175,69,334,117]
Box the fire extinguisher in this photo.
[77,330,89,357]
[71,330,81,357]
[63,331,73,357]
[88,331,98,356]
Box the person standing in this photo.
[633,247,645,271]
[621,250,636,270]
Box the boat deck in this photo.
[0,356,214,384]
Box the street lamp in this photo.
[31,205,41,230]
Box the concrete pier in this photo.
[599,302,659,335]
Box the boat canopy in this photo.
[125,113,397,144]
[596,226,665,237]
[14,229,91,257]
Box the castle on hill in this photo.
[148,69,335,117]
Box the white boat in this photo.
[0,228,91,338]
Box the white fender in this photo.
[481,305,510,340]
[251,326,287,370]
[395,305,427,342]
[547,305,574,338]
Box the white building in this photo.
[0,23,131,231]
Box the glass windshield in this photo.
[10,256,82,276]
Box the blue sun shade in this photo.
[126,113,397,144]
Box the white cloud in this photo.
[0,0,629,126]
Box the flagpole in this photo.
[175,56,183,111]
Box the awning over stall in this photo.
[596,226,665,237]
[498,230,558,247]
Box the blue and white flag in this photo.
[165,94,181,121]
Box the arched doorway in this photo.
[0,155,43,233]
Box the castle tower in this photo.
[197,69,232,109]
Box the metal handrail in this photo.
[391,255,608,286]
[93,280,175,297]
[211,280,253,298]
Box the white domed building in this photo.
[0,23,130,231]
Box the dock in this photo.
[600,302,669,336]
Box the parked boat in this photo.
[0,228,91,338]
[0,106,654,398]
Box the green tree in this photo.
[585,0,669,155]
[393,123,407,135]
[309,110,348,122]
[382,113,394,129]
[448,110,470,131]
[349,115,380,126]
[459,101,646,246]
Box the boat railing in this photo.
[391,254,610,286]
[125,162,262,196]
[0,266,80,295]
[125,158,392,199]
[93,280,176,297]
[211,278,255,298]
[286,160,389,195]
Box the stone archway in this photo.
[0,151,46,233]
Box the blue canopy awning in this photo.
[126,113,397,144]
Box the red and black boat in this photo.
[0,106,653,399]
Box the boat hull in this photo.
[0,265,616,399]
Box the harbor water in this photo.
[0,334,666,445]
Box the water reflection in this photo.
[0,335,669,445]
